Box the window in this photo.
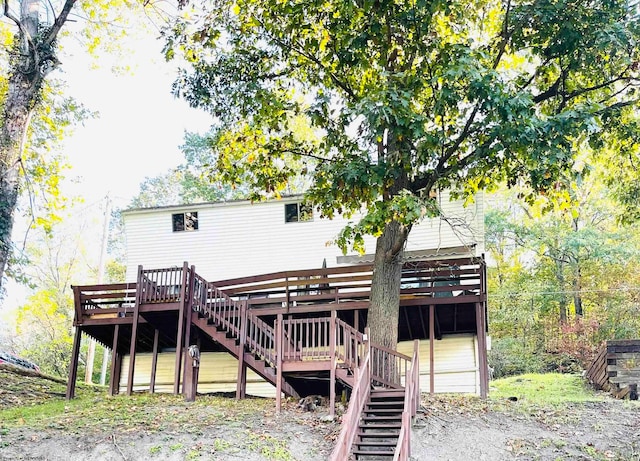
[172,212,198,232]
[285,202,313,223]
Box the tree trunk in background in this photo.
[573,266,583,317]
[0,0,76,290]
[0,0,44,289]
[367,220,409,350]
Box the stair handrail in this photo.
[370,343,411,389]
[393,340,420,461]
[189,272,279,368]
[328,329,372,461]
[335,318,364,370]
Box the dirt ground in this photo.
[1,366,639,460]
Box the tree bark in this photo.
[0,49,41,290]
[0,0,75,289]
[367,219,409,349]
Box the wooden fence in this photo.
[586,339,640,400]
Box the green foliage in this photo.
[486,170,640,377]
[164,0,640,255]
[12,289,74,377]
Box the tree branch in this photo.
[43,0,76,48]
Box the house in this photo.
[66,192,489,459]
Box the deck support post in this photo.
[476,302,488,398]
[150,328,160,393]
[429,304,435,396]
[184,345,200,402]
[127,265,143,396]
[109,324,121,396]
[236,301,248,399]
[65,325,82,400]
[276,313,283,413]
[329,310,337,419]
[181,265,196,394]
[173,262,190,395]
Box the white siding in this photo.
[119,352,276,397]
[119,334,480,397]
[123,193,484,281]
[397,334,479,394]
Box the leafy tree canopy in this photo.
[167,0,639,252]
[164,0,639,348]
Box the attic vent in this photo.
[172,212,198,232]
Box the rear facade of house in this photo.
[68,192,489,403]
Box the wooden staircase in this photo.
[353,388,405,460]
[330,340,420,461]
[191,315,299,398]
[189,274,300,398]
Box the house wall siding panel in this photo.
[123,193,485,282]
[397,334,478,394]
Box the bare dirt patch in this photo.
[1,366,639,460]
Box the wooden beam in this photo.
[173,262,189,395]
[329,310,337,419]
[66,326,82,400]
[109,324,121,396]
[150,328,160,393]
[475,302,488,399]
[429,305,435,396]
[126,266,143,396]
[236,302,248,399]
[276,313,283,413]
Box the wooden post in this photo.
[476,302,488,398]
[181,265,197,393]
[127,265,143,396]
[184,345,200,402]
[66,326,82,400]
[329,310,337,419]
[236,302,248,399]
[109,324,121,396]
[150,328,160,393]
[429,304,435,396]
[276,313,283,413]
[174,262,189,394]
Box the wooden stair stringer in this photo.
[191,315,299,398]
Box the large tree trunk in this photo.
[0,35,42,290]
[0,0,74,289]
[367,219,409,350]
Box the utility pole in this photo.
[85,195,111,384]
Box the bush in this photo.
[488,338,545,379]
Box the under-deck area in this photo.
[66,256,489,404]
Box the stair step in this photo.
[362,416,402,422]
[369,391,405,400]
[355,440,397,447]
[359,423,402,430]
[364,408,403,414]
[352,449,395,458]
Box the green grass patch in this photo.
[490,373,602,404]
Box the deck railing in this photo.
[328,333,372,461]
[282,317,331,361]
[394,340,420,461]
[139,267,185,304]
[335,319,364,370]
[211,257,485,312]
[370,343,411,389]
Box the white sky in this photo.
[59,37,213,208]
[0,26,212,315]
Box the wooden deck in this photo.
[66,257,488,460]
[66,257,488,400]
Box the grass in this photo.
[489,372,603,404]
